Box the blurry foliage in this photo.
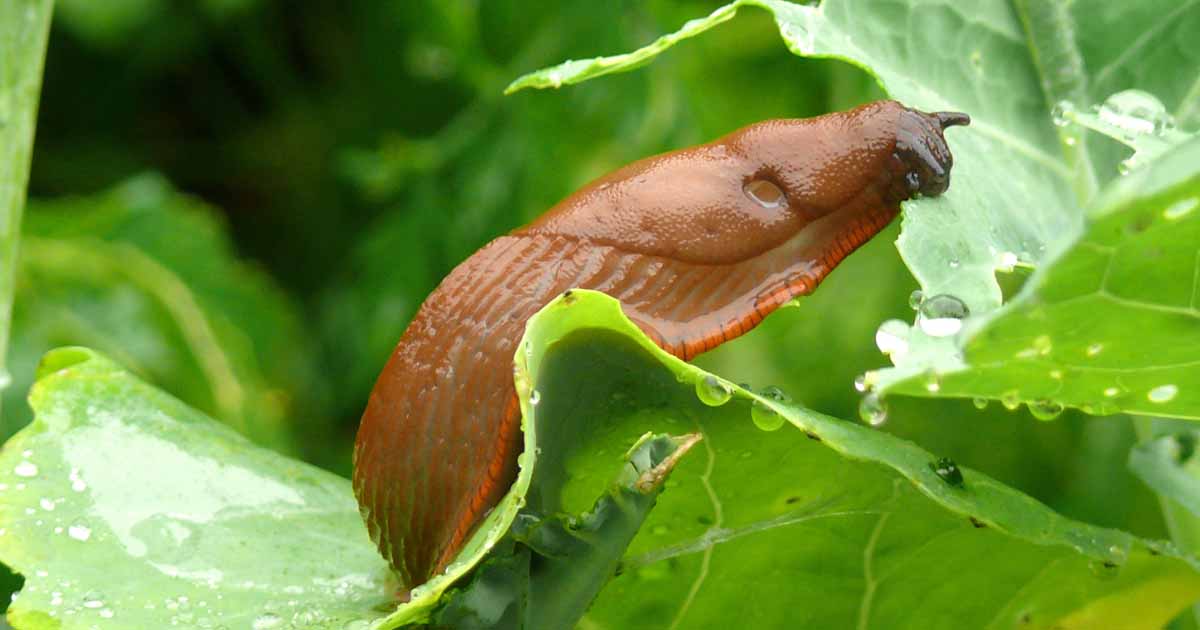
[8,174,328,456]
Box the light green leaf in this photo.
[393,291,1200,628]
[5,174,327,454]
[879,136,1200,419]
[0,347,393,629]
[0,0,53,420]
[1130,425,1200,519]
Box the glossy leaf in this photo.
[0,0,52,420]
[880,136,1200,419]
[382,291,1200,628]
[0,347,392,629]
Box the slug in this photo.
[353,100,969,588]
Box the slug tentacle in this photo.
[353,100,968,588]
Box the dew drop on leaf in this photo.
[751,386,789,432]
[1098,89,1174,139]
[1163,198,1198,221]
[917,294,969,337]
[858,393,887,426]
[695,375,733,407]
[907,289,924,310]
[929,457,964,487]
[1148,384,1178,403]
[68,519,92,542]
[1051,100,1076,127]
[972,398,988,410]
[82,591,105,609]
[751,399,788,431]
[875,319,910,358]
[1027,399,1064,421]
[13,461,38,478]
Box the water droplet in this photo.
[995,251,1019,272]
[82,592,105,609]
[1033,335,1052,356]
[1001,391,1021,411]
[70,476,87,493]
[917,294,970,337]
[948,259,960,269]
[743,179,786,208]
[1064,135,1077,146]
[907,290,925,310]
[1098,90,1174,139]
[1148,384,1178,403]
[1117,159,1133,176]
[1164,198,1198,221]
[929,457,964,487]
[1028,399,1064,421]
[99,608,114,619]
[1086,343,1104,357]
[14,461,37,477]
[529,390,541,405]
[253,612,283,629]
[695,375,733,407]
[875,319,910,358]
[1051,100,1076,127]
[751,386,789,432]
[853,374,868,393]
[858,393,888,426]
[68,519,92,542]
[972,398,988,410]
[0,369,10,389]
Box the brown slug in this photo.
[353,100,969,588]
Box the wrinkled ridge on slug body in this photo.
[353,100,969,588]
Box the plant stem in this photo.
[0,0,53,425]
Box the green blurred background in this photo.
[2,0,1169,611]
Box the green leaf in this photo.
[5,174,327,454]
[1130,425,1200,518]
[879,136,1200,419]
[0,0,53,420]
[0,347,393,629]
[394,291,1200,628]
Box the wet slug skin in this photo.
[353,100,969,588]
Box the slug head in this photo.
[520,100,969,266]
[892,108,970,198]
